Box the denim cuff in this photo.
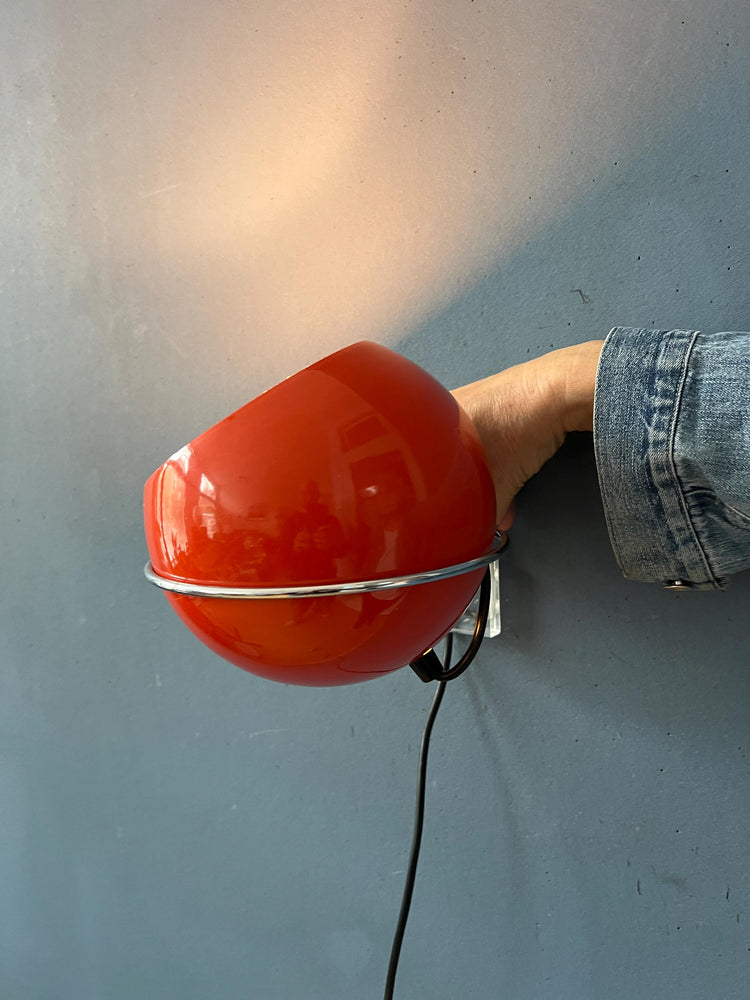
[593,327,724,589]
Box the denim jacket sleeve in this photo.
[593,327,750,589]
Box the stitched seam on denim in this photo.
[595,327,679,579]
[666,331,721,586]
[592,329,622,563]
[683,487,750,527]
[644,337,684,573]
[718,499,750,525]
[593,327,644,574]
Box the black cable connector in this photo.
[409,567,492,683]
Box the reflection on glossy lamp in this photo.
[143,342,505,685]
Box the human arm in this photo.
[453,328,750,589]
[451,340,603,530]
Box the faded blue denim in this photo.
[594,327,750,589]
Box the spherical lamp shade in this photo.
[144,342,497,685]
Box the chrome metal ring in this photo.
[144,531,507,600]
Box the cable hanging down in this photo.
[382,554,500,998]
[383,636,451,1000]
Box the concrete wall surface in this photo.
[3,1,749,997]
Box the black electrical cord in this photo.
[383,633,453,1000]
[384,552,504,996]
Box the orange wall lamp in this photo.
[143,342,506,686]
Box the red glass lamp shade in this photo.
[143,342,496,685]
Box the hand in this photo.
[452,341,603,528]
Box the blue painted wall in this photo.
[3,2,749,997]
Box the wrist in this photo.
[555,340,603,433]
